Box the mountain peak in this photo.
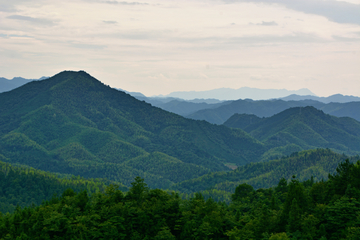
[44,70,107,91]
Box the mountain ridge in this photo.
[0,76,48,93]
[187,98,360,125]
[0,70,266,189]
[155,86,315,101]
[224,106,360,160]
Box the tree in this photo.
[127,177,148,205]
[232,183,254,202]
[268,232,290,240]
[287,198,301,234]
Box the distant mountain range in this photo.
[187,99,360,125]
[0,76,48,93]
[155,87,315,100]
[281,94,360,103]
[125,93,360,118]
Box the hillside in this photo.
[2,158,360,240]
[0,71,266,189]
[172,148,358,194]
[0,160,121,213]
[188,98,360,125]
[224,106,360,159]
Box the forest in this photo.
[1,160,359,240]
[1,71,360,239]
[2,71,360,190]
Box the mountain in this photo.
[141,99,228,116]
[281,94,360,103]
[0,76,48,93]
[223,113,262,130]
[125,93,227,116]
[188,99,360,125]
[0,160,120,213]
[116,89,228,116]
[160,87,315,101]
[0,71,266,189]
[172,148,358,193]
[187,99,324,124]
[224,106,360,159]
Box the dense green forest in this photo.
[1,148,355,213]
[1,159,359,240]
[1,71,360,190]
[172,148,359,194]
[0,71,266,189]
[1,71,360,239]
[0,160,126,213]
[224,107,360,160]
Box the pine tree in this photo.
[287,198,301,234]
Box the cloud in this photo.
[256,21,278,26]
[176,33,325,47]
[103,20,117,24]
[332,35,360,42]
[0,34,32,38]
[7,15,55,26]
[67,42,107,50]
[102,1,149,5]
[223,0,360,25]
[0,4,16,12]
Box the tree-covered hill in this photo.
[0,71,266,189]
[1,159,360,240]
[224,106,360,159]
[172,149,359,194]
[0,160,123,213]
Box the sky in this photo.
[0,0,359,97]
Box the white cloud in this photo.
[256,21,278,26]
[102,1,149,5]
[223,0,360,25]
[0,0,359,97]
[7,15,56,26]
[103,20,117,24]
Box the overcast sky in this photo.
[0,0,359,97]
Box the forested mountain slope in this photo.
[224,106,360,159]
[0,71,265,189]
[172,149,358,194]
[138,98,228,116]
[2,158,360,240]
[0,160,121,213]
[188,98,360,124]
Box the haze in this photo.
[0,0,359,97]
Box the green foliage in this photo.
[225,106,360,160]
[172,149,356,196]
[0,160,123,213]
[0,71,268,189]
[1,159,360,240]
